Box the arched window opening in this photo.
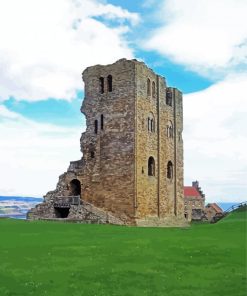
[167,121,173,138]
[101,114,104,130]
[147,78,151,96]
[148,157,155,176]
[107,75,112,92]
[152,81,155,98]
[70,179,81,196]
[167,161,173,179]
[94,120,98,134]
[166,89,173,106]
[99,77,104,94]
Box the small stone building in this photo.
[28,58,186,226]
[205,203,223,221]
[184,181,206,221]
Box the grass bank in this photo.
[0,210,246,296]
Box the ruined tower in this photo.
[28,59,185,226]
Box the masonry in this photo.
[28,58,187,226]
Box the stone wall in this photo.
[184,197,205,221]
[135,62,184,222]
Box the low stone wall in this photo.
[27,200,125,226]
[27,202,56,219]
[191,209,208,221]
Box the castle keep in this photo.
[28,58,186,226]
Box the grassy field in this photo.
[0,209,246,296]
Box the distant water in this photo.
[0,196,43,220]
[0,196,43,202]
[10,215,26,220]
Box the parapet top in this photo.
[82,58,152,76]
[81,58,182,94]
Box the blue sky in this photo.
[0,0,246,202]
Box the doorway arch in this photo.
[69,179,81,196]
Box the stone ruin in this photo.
[28,58,187,227]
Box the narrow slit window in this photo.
[99,77,104,94]
[151,119,155,132]
[147,78,151,96]
[94,120,98,134]
[107,75,112,92]
[167,121,173,138]
[167,161,173,179]
[152,81,155,97]
[148,113,155,133]
[166,89,173,106]
[101,114,104,130]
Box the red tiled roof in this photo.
[184,186,201,198]
[207,203,223,213]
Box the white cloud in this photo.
[144,0,247,76]
[0,0,139,101]
[0,105,82,196]
[184,73,247,202]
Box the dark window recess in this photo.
[99,77,104,94]
[90,151,95,159]
[94,120,98,134]
[148,157,155,176]
[167,161,173,179]
[167,121,173,138]
[147,78,151,96]
[152,81,155,97]
[101,114,104,130]
[151,119,155,132]
[107,75,112,92]
[166,90,173,106]
[148,117,155,132]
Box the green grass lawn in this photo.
[0,209,246,296]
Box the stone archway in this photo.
[69,179,81,196]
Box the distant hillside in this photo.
[0,196,43,218]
